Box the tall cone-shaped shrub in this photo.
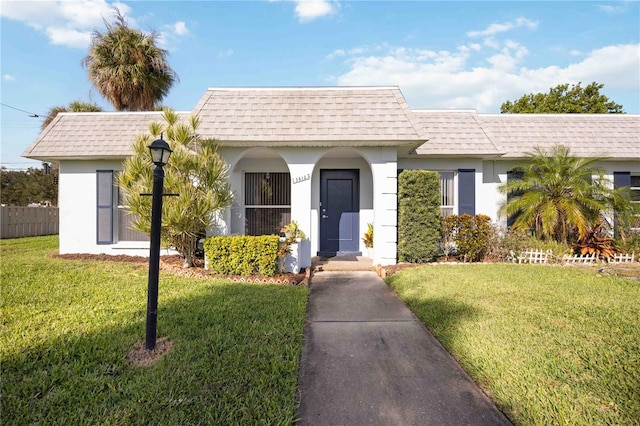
[398,170,441,263]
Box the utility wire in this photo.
[0,103,42,118]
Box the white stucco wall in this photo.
[220,146,398,265]
[398,157,640,231]
[57,154,638,263]
[58,160,158,256]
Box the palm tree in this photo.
[82,9,177,111]
[41,100,103,130]
[118,108,233,267]
[499,145,630,244]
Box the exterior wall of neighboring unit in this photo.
[58,160,158,256]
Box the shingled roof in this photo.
[478,114,640,159]
[22,111,189,161]
[22,87,640,161]
[412,110,504,157]
[191,86,426,145]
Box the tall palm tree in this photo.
[499,145,623,244]
[41,100,103,130]
[82,9,177,111]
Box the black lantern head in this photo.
[148,134,173,166]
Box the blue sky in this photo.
[1,0,639,169]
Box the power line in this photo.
[0,103,42,118]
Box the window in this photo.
[244,172,291,235]
[96,170,115,244]
[439,172,454,216]
[613,172,640,234]
[506,169,524,228]
[458,169,475,216]
[437,170,476,217]
[117,181,148,241]
[97,170,148,244]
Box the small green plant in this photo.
[278,221,307,271]
[280,220,306,240]
[362,223,374,248]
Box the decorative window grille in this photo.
[439,171,455,216]
[244,172,291,235]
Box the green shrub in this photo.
[398,170,441,263]
[204,235,280,276]
[442,214,492,262]
[485,227,571,262]
[616,232,640,254]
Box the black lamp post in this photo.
[145,134,172,351]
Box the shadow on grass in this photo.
[2,282,307,425]
[401,295,480,348]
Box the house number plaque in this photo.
[292,173,311,184]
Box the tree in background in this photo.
[0,165,58,206]
[498,145,637,244]
[500,82,624,114]
[82,8,177,111]
[118,109,233,267]
[41,100,103,130]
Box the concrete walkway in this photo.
[296,271,512,426]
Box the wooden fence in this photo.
[0,206,59,239]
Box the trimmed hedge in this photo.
[398,170,441,263]
[203,235,280,277]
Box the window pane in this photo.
[439,172,454,207]
[246,208,291,236]
[245,172,290,206]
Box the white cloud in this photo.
[158,21,190,50]
[467,17,538,38]
[0,0,132,48]
[173,21,188,36]
[217,48,234,59]
[597,4,626,13]
[3,74,16,82]
[333,41,640,112]
[294,0,338,22]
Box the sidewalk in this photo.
[296,271,512,426]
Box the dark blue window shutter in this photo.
[506,170,524,227]
[614,172,631,189]
[97,170,114,244]
[613,172,631,238]
[458,169,475,216]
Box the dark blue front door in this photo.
[319,169,360,257]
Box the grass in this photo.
[1,236,308,425]
[387,264,640,425]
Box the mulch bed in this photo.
[53,253,308,285]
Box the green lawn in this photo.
[1,236,308,425]
[387,264,640,425]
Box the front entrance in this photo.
[319,169,360,257]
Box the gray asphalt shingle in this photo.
[22,87,640,160]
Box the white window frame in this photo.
[438,171,456,217]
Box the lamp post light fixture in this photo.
[145,134,173,351]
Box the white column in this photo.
[364,148,398,266]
